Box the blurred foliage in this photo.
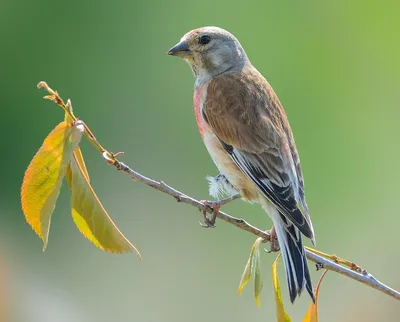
[1,0,400,321]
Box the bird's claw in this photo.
[199,195,240,228]
[264,226,280,253]
[199,200,221,228]
[199,210,217,228]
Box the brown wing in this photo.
[203,68,314,239]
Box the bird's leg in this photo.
[200,194,240,228]
[264,225,280,253]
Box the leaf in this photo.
[252,238,263,307]
[238,256,252,295]
[21,121,85,250]
[272,253,292,322]
[302,270,328,322]
[65,105,90,188]
[69,152,141,257]
[63,107,139,256]
[66,147,90,189]
[238,237,263,307]
[72,146,90,182]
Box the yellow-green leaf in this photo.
[64,107,90,188]
[302,270,328,322]
[272,253,291,322]
[21,121,85,250]
[238,256,252,295]
[66,147,90,188]
[72,146,89,181]
[252,238,263,307]
[238,237,263,307]
[69,153,141,257]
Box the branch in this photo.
[116,161,271,240]
[305,252,400,300]
[113,161,400,301]
[37,81,400,302]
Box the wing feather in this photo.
[204,68,314,240]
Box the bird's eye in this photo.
[199,35,211,45]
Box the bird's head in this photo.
[167,27,249,83]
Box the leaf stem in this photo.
[37,82,112,157]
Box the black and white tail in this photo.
[273,212,315,303]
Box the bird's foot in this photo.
[264,226,280,253]
[199,194,240,228]
[200,209,218,228]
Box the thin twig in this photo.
[306,252,400,300]
[114,161,400,301]
[37,81,400,302]
[116,161,270,239]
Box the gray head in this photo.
[167,27,249,82]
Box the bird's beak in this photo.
[167,40,192,57]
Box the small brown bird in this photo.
[168,26,315,303]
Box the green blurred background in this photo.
[1,0,399,321]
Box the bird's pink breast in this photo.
[193,85,208,139]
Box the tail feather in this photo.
[273,213,315,303]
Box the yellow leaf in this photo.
[63,107,138,255]
[69,153,141,257]
[302,270,328,322]
[272,253,292,322]
[21,121,85,250]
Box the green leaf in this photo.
[238,237,264,306]
[238,256,252,295]
[252,238,263,307]
[272,253,292,322]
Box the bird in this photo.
[167,26,315,303]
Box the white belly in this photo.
[202,131,258,202]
